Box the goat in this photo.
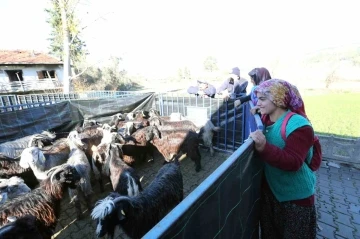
[0,176,31,204]
[91,158,183,239]
[0,164,80,233]
[19,139,70,181]
[0,215,52,239]
[82,119,102,128]
[151,129,202,172]
[150,117,221,156]
[27,131,57,148]
[0,131,57,158]
[118,126,161,165]
[110,111,149,136]
[0,153,38,189]
[93,143,142,196]
[66,130,94,219]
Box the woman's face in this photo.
[199,82,208,90]
[256,92,277,115]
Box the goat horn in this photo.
[112,195,131,205]
[50,164,68,183]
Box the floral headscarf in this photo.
[254,79,307,118]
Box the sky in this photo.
[1,0,360,78]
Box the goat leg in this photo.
[74,197,83,220]
[98,176,105,193]
[85,195,93,211]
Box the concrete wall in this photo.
[319,135,360,165]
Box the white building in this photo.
[0,50,63,93]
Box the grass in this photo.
[302,92,360,138]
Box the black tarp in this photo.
[0,93,155,144]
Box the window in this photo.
[37,70,56,79]
[5,70,23,82]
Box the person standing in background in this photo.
[216,67,248,101]
[187,80,216,98]
[234,67,272,108]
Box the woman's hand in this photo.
[249,130,266,152]
[234,99,241,107]
[250,106,260,115]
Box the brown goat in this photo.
[151,129,202,172]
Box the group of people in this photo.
[189,66,318,238]
[187,67,248,99]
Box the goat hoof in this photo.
[76,213,83,220]
[195,166,201,172]
[210,148,214,156]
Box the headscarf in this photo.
[254,79,307,118]
[249,67,272,105]
[248,67,272,85]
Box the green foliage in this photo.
[45,0,87,68]
[203,56,218,72]
[177,67,191,80]
[303,92,360,137]
[305,45,360,66]
[74,56,132,91]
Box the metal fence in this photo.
[154,93,245,152]
[0,92,264,239]
[143,101,263,239]
[0,91,148,113]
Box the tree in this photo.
[46,0,87,67]
[203,56,218,72]
[46,0,88,93]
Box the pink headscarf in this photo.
[254,79,307,118]
[249,67,272,105]
[248,67,272,85]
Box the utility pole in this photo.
[59,0,71,93]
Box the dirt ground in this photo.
[52,148,232,239]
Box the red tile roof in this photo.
[0,50,62,65]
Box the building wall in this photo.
[0,65,63,84]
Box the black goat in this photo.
[0,164,80,233]
[94,143,143,196]
[0,153,38,189]
[0,215,52,239]
[91,158,183,239]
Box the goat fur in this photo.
[91,159,183,239]
[0,164,80,231]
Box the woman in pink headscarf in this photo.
[249,79,316,239]
[234,67,272,107]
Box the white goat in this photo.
[66,130,94,219]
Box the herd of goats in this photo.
[0,108,221,239]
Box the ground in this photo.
[316,161,360,239]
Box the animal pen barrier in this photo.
[0,91,263,239]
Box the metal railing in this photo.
[0,79,62,93]
[0,91,149,113]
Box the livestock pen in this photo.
[0,91,263,239]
